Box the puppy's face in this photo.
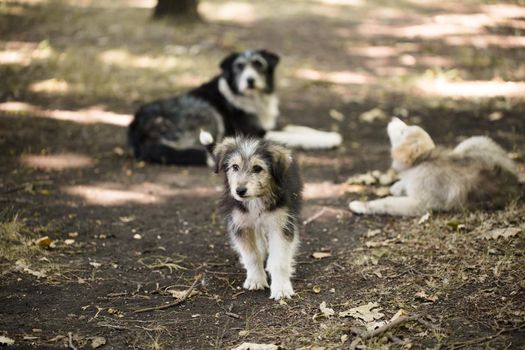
[220,49,280,96]
[387,118,435,171]
[213,138,292,202]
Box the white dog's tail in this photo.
[265,125,342,150]
[199,129,216,153]
[453,136,518,176]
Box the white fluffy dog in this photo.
[349,118,521,216]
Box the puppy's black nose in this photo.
[236,187,247,197]
[247,78,255,88]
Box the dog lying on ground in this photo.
[128,49,341,165]
[200,130,302,300]
[349,117,521,216]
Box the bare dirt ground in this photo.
[1,0,525,349]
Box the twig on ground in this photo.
[303,207,329,225]
[225,311,241,319]
[67,332,77,350]
[134,273,202,313]
[448,322,525,350]
[350,314,426,350]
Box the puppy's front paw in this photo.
[243,274,269,290]
[270,280,295,300]
[349,200,369,214]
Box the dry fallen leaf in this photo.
[359,108,387,123]
[390,309,407,322]
[91,336,106,349]
[366,229,381,238]
[167,289,199,300]
[64,239,75,245]
[415,290,438,302]
[68,232,79,238]
[0,335,15,346]
[418,212,430,225]
[312,251,331,259]
[119,215,135,223]
[35,236,53,249]
[319,301,335,318]
[482,227,521,240]
[339,302,384,322]
[231,343,278,350]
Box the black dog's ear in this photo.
[259,50,280,68]
[219,52,239,72]
[268,143,292,184]
[213,137,236,173]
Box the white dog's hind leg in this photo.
[231,228,269,290]
[350,196,425,216]
[266,230,298,300]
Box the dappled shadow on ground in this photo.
[1,0,525,349]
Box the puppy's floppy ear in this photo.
[259,49,280,68]
[391,141,417,167]
[391,132,435,167]
[219,52,239,72]
[268,143,292,184]
[213,137,236,173]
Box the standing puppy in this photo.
[349,118,521,216]
[201,131,302,300]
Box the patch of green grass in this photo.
[0,212,40,263]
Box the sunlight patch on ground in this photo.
[0,41,52,66]
[300,155,353,167]
[0,102,132,127]
[63,182,216,206]
[415,78,525,98]
[352,45,400,58]
[65,0,155,8]
[63,185,160,205]
[481,4,525,19]
[0,47,51,66]
[295,68,376,85]
[21,153,94,171]
[99,49,179,70]
[310,0,363,6]
[200,2,256,24]
[444,35,525,49]
[303,181,346,200]
[29,79,70,95]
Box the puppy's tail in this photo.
[199,129,216,155]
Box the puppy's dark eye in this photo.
[234,62,245,71]
[252,165,263,173]
[231,164,239,171]
[252,59,264,70]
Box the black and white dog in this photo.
[200,130,302,300]
[128,49,341,165]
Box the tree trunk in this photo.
[153,0,200,21]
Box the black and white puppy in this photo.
[128,49,280,165]
[200,131,302,300]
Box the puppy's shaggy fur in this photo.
[350,118,521,216]
[201,131,302,300]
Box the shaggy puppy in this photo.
[200,131,302,300]
[128,49,341,165]
[349,118,521,216]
